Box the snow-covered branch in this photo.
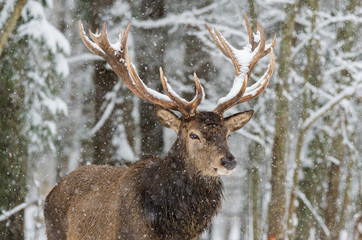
[291,13,362,60]
[89,80,123,136]
[296,190,330,237]
[301,82,362,131]
[132,2,218,29]
[130,0,246,40]
[0,200,37,222]
[235,129,266,147]
[67,53,103,64]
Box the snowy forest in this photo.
[0,0,361,239]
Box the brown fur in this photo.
[44,110,253,239]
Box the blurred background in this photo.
[0,0,361,239]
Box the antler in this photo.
[206,14,276,115]
[78,21,204,116]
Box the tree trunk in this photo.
[292,0,321,238]
[267,2,299,239]
[245,2,262,238]
[130,0,166,156]
[323,140,342,239]
[0,47,27,239]
[86,0,118,165]
[248,141,264,240]
[0,2,28,237]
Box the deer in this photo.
[44,14,275,240]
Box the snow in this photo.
[91,80,122,135]
[145,85,174,102]
[244,63,272,97]
[217,74,247,105]
[326,156,341,165]
[0,0,15,29]
[91,91,116,135]
[215,38,254,106]
[291,13,362,61]
[1,0,362,239]
[67,53,103,64]
[45,0,54,8]
[112,124,136,161]
[111,41,122,53]
[253,31,260,43]
[41,95,68,116]
[55,54,70,77]
[301,82,361,131]
[101,35,179,104]
[19,1,70,55]
[229,219,241,240]
[124,61,175,103]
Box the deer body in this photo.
[45,159,222,240]
[45,112,237,240]
[45,14,275,240]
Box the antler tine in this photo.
[159,68,204,116]
[105,22,144,98]
[159,67,189,115]
[264,34,276,56]
[237,48,275,104]
[214,29,241,75]
[248,22,266,74]
[244,13,255,49]
[206,24,241,76]
[188,73,205,115]
[120,23,131,48]
[78,20,106,58]
[123,48,181,111]
[205,24,228,57]
[115,23,145,98]
[87,22,113,55]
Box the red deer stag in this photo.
[44,14,275,240]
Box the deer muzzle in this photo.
[220,154,237,170]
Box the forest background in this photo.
[0,0,361,239]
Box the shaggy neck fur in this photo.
[136,138,224,239]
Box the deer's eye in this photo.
[189,133,200,140]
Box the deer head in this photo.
[78,14,275,176]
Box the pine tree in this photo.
[0,0,68,237]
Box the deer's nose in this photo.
[220,155,237,170]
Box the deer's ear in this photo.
[155,106,181,132]
[224,110,254,132]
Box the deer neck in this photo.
[166,137,188,166]
[135,138,224,238]
[166,137,205,177]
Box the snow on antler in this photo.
[207,14,275,114]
